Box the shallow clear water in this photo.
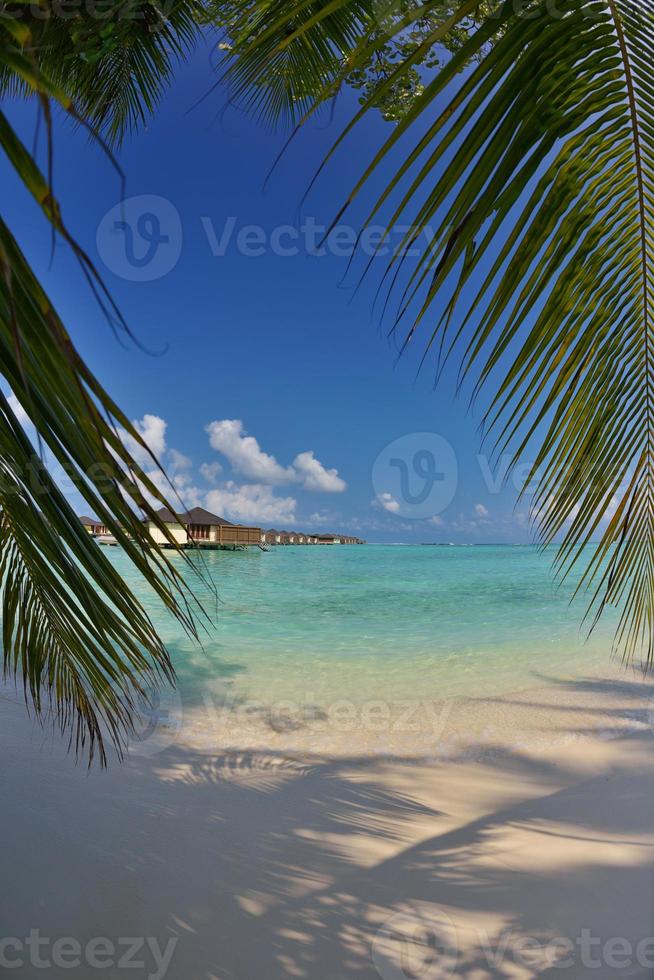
[107,543,619,718]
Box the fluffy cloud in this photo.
[137,414,167,455]
[205,483,297,525]
[115,415,345,522]
[474,503,489,518]
[292,451,346,493]
[135,464,203,511]
[168,448,192,472]
[117,414,208,509]
[375,492,401,514]
[171,471,203,507]
[128,413,167,467]
[309,511,331,525]
[205,419,346,492]
[206,419,294,484]
[199,461,222,484]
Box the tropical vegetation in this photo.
[1,0,653,761]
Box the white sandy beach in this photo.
[3,671,654,979]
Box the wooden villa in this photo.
[80,515,108,536]
[262,528,364,546]
[145,506,262,550]
[313,533,365,545]
[79,513,362,549]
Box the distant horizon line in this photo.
[366,540,602,547]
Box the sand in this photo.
[3,670,654,979]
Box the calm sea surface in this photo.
[106,543,621,717]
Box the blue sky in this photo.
[2,43,535,543]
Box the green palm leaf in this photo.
[225,0,654,664]
[209,0,378,123]
[0,0,203,142]
[0,18,206,762]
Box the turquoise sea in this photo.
[102,543,633,753]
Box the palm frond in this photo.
[226,0,654,665]
[0,0,204,143]
[218,0,491,124]
[0,401,173,766]
[210,0,379,124]
[0,17,207,761]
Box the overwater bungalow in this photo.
[144,506,262,549]
[319,533,365,544]
[259,528,363,546]
[80,515,108,536]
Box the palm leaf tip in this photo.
[0,393,180,766]
[0,115,209,762]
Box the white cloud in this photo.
[116,416,345,522]
[122,413,167,469]
[206,419,346,493]
[375,492,401,514]
[136,465,203,511]
[115,414,207,510]
[474,503,489,518]
[169,448,192,472]
[171,470,203,507]
[134,414,167,460]
[206,419,294,484]
[205,483,297,525]
[427,515,444,527]
[199,461,223,484]
[309,511,331,525]
[292,451,346,493]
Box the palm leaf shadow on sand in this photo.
[3,676,654,979]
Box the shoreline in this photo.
[151,664,654,760]
[3,664,654,760]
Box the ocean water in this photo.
[102,543,632,753]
